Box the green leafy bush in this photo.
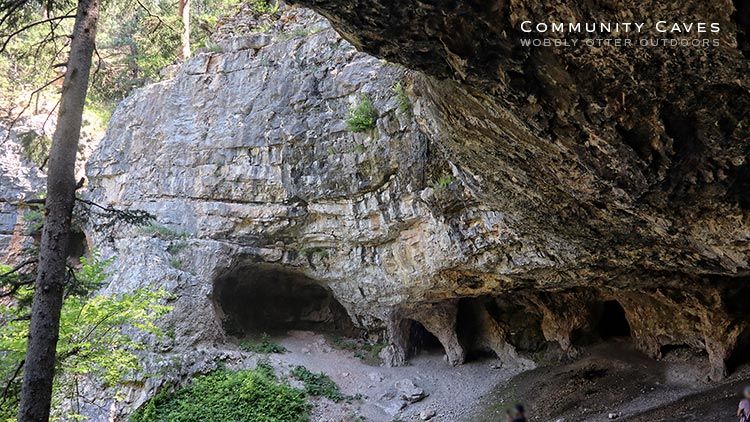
[345,96,378,132]
[130,368,309,422]
[240,333,288,354]
[0,255,170,420]
[290,366,344,402]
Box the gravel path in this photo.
[262,330,527,422]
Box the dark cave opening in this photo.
[67,230,88,262]
[598,300,631,339]
[213,266,355,337]
[405,319,443,357]
[727,327,750,373]
[456,297,501,361]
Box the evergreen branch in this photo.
[0,12,76,54]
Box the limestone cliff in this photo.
[84,2,750,403]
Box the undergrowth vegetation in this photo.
[328,335,384,364]
[0,254,171,420]
[130,368,309,422]
[240,333,288,354]
[290,366,345,402]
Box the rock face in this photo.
[85,1,750,399]
[0,123,47,261]
[1,108,102,264]
[281,0,750,378]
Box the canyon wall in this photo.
[80,2,750,408]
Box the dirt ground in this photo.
[472,340,750,422]
[263,330,528,422]
[242,332,749,422]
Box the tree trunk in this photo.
[17,0,99,420]
[179,0,191,59]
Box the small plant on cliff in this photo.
[346,96,378,132]
[249,0,280,15]
[143,223,189,240]
[392,82,411,115]
[166,240,189,255]
[299,246,330,260]
[240,333,288,354]
[290,366,345,402]
[130,368,309,422]
[433,174,454,190]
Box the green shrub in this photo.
[290,366,344,402]
[346,96,378,132]
[0,253,170,420]
[130,368,309,422]
[240,333,288,354]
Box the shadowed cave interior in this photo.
[597,300,631,339]
[213,265,356,337]
[405,319,443,357]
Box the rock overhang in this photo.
[83,3,750,380]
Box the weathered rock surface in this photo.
[281,0,750,377]
[0,122,46,261]
[82,6,750,419]
[1,109,103,263]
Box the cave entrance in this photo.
[456,297,502,361]
[213,266,355,336]
[405,319,443,357]
[727,327,750,373]
[67,229,88,262]
[598,300,631,339]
